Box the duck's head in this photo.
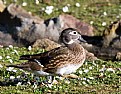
[59,28,86,45]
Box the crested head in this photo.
[59,28,85,45]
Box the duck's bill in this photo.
[78,35,87,43]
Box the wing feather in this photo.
[20,46,70,66]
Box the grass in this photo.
[0,45,120,93]
[0,0,121,93]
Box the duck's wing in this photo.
[19,46,70,65]
[20,46,68,60]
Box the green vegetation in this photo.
[0,45,120,93]
[0,0,121,93]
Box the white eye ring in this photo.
[69,31,77,35]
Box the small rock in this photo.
[32,38,61,51]
[59,14,94,36]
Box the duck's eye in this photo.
[69,31,77,35]
[73,31,77,34]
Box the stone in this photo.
[0,4,94,47]
[32,38,61,51]
[59,14,94,36]
[0,32,15,46]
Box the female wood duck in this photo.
[7,28,86,83]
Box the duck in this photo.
[7,28,86,83]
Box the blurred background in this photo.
[2,0,121,35]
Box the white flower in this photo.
[17,82,22,86]
[87,79,90,82]
[67,4,71,7]
[6,47,9,50]
[45,8,52,15]
[107,68,115,73]
[88,77,94,80]
[22,2,27,6]
[12,69,17,72]
[28,46,32,51]
[10,76,15,79]
[47,6,54,10]
[90,21,94,25]
[9,59,13,63]
[62,6,69,12]
[103,12,107,16]
[79,70,83,74]
[3,0,6,4]
[45,6,54,15]
[102,22,106,26]
[82,81,86,85]
[84,69,89,73]
[6,67,14,71]
[35,0,39,5]
[9,45,13,48]
[14,50,18,55]
[6,56,10,59]
[89,66,93,70]
[41,7,45,11]
[111,21,114,24]
[83,78,87,80]
[0,64,3,68]
[52,79,58,84]
[17,76,20,78]
[75,3,80,7]
[116,15,120,18]
[64,79,70,84]
[28,11,32,15]
[0,56,2,59]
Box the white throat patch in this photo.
[67,39,74,44]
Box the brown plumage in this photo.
[7,28,86,77]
